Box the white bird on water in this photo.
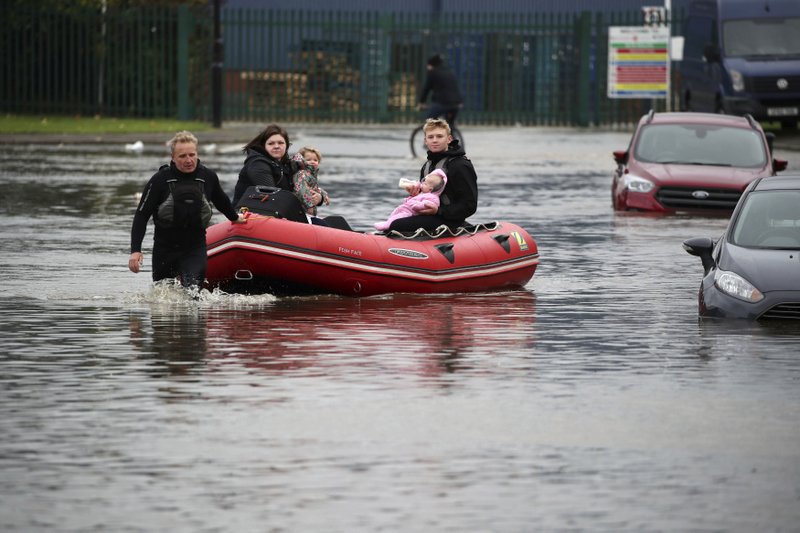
[125,140,144,153]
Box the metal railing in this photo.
[1,5,682,127]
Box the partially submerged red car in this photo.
[612,111,787,213]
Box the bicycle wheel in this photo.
[409,124,425,158]
[451,126,465,151]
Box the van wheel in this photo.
[715,97,726,115]
[681,92,692,111]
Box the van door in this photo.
[681,11,720,112]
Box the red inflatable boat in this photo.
[205,215,538,297]
[204,187,539,296]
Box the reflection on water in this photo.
[121,287,537,384]
[130,307,209,376]
[1,135,800,531]
[201,291,536,381]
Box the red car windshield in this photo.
[634,124,767,167]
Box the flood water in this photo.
[1,126,800,532]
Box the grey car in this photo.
[683,175,800,319]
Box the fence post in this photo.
[576,11,591,127]
[376,13,393,123]
[211,0,223,127]
[177,5,190,120]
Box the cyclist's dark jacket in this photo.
[420,139,478,225]
[419,65,463,107]
[130,161,238,254]
[233,147,294,205]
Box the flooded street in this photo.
[1,125,800,531]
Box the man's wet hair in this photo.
[168,130,198,153]
[422,118,451,136]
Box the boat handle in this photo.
[492,234,511,253]
[434,243,455,264]
[234,270,253,280]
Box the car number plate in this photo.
[767,107,799,117]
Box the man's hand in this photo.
[401,181,421,195]
[128,252,143,273]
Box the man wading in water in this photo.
[128,131,245,288]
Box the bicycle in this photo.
[409,109,465,158]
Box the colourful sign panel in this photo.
[608,26,670,99]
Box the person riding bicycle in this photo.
[418,54,463,127]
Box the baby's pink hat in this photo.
[430,169,447,181]
[428,168,447,194]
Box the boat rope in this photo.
[383,221,500,240]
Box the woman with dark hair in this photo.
[233,124,314,205]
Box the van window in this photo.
[723,17,800,57]
[684,16,715,60]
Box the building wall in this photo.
[225,0,689,15]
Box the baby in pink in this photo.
[374,169,447,231]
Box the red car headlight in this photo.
[622,174,655,193]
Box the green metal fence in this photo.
[1,5,209,120]
[1,6,682,127]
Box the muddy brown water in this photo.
[1,127,799,531]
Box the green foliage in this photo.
[6,0,208,8]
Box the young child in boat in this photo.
[374,169,447,231]
[291,146,329,224]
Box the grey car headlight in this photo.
[714,269,764,302]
